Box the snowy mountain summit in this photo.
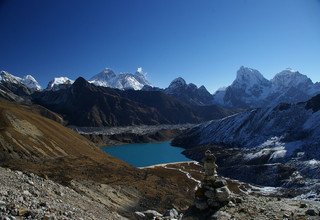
[89,67,151,90]
[0,71,41,91]
[46,77,74,91]
[213,66,320,108]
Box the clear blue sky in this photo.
[1,0,320,92]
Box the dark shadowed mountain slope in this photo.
[32,77,236,127]
[142,77,214,106]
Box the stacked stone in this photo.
[195,150,232,211]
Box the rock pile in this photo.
[194,150,232,212]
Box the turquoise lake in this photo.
[102,141,191,167]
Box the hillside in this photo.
[172,95,320,190]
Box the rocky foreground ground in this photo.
[0,166,126,220]
[0,163,320,220]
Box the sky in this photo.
[0,0,320,92]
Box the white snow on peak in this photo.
[233,66,269,88]
[89,68,151,90]
[271,69,312,89]
[0,70,42,91]
[21,75,42,91]
[212,66,320,108]
[47,77,74,91]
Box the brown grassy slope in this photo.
[0,98,138,184]
[0,99,104,160]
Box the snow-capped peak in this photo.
[272,69,313,89]
[21,75,42,91]
[47,77,74,91]
[91,68,116,80]
[233,66,269,88]
[89,67,151,90]
[0,70,41,91]
[0,71,20,84]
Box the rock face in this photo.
[195,150,232,212]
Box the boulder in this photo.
[195,199,208,210]
[211,211,231,220]
[143,210,163,219]
[134,211,146,219]
[215,186,231,202]
[164,208,179,219]
[305,209,318,216]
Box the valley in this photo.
[1,67,320,219]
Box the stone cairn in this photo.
[194,150,232,211]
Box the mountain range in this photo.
[213,66,320,108]
[32,77,235,127]
[2,66,320,109]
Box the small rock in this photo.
[283,213,290,218]
[143,210,163,219]
[22,190,32,197]
[204,189,215,198]
[134,211,146,219]
[211,211,231,220]
[27,180,34,186]
[305,209,317,216]
[195,199,208,210]
[300,203,307,208]
[43,214,57,220]
[212,179,227,188]
[234,197,242,204]
[17,207,29,216]
[164,208,179,218]
[227,201,235,207]
[215,186,231,202]
[0,201,6,207]
[15,171,23,176]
